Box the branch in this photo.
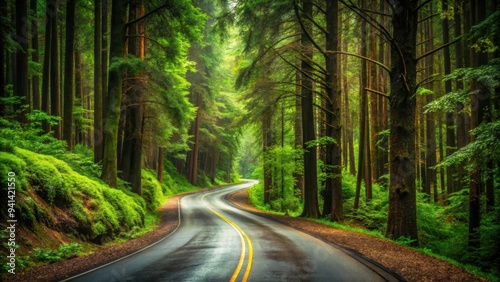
[416,37,461,62]
[126,3,170,27]
[364,87,389,99]
[416,0,433,11]
[340,0,393,44]
[272,47,328,89]
[416,74,440,88]
[126,35,169,52]
[328,50,390,73]
[418,13,440,24]
[361,8,391,17]
[293,2,326,56]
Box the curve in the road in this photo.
[201,192,253,282]
[64,181,402,282]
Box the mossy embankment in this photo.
[0,146,196,275]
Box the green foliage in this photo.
[141,170,164,211]
[33,243,83,263]
[18,148,72,206]
[33,248,61,263]
[0,151,28,192]
[0,114,66,157]
[468,10,500,53]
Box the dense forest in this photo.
[0,0,499,279]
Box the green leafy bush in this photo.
[33,243,83,263]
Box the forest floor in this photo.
[4,187,487,282]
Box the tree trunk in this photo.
[15,0,29,122]
[75,50,84,145]
[30,0,40,111]
[442,0,455,197]
[263,107,272,204]
[293,65,304,196]
[386,0,419,247]
[63,0,76,151]
[324,0,342,221]
[157,147,164,182]
[41,0,52,133]
[49,0,60,139]
[0,1,6,117]
[354,9,368,211]
[94,0,104,163]
[101,0,127,187]
[298,0,319,218]
[424,5,437,202]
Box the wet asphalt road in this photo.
[66,181,399,282]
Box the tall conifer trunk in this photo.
[30,0,40,111]
[94,0,104,163]
[15,0,29,122]
[386,0,419,246]
[63,0,76,151]
[297,0,319,218]
[101,0,127,187]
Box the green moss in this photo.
[102,188,144,229]
[142,170,164,210]
[17,149,72,205]
[0,151,28,192]
[71,202,89,223]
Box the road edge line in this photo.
[60,198,183,282]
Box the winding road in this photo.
[66,181,400,282]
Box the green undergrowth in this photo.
[0,144,199,275]
[248,172,499,281]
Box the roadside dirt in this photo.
[228,188,487,282]
[4,186,486,282]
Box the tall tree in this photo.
[15,0,29,122]
[94,0,104,163]
[296,0,319,218]
[63,0,76,151]
[30,0,40,111]
[49,0,60,139]
[386,0,419,246]
[442,0,455,197]
[325,0,342,222]
[101,0,127,187]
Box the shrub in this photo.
[141,170,164,210]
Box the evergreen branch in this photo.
[327,50,390,73]
[126,3,170,27]
[416,0,433,11]
[293,2,326,56]
[416,37,462,62]
[364,87,389,99]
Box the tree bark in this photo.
[298,0,319,218]
[63,0,76,151]
[101,0,127,187]
[15,0,29,122]
[442,0,455,197]
[386,0,419,247]
[325,0,342,222]
[49,0,60,139]
[157,147,164,182]
[355,6,368,211]
[30,0,40,111]
[94,0,104,163]
[0,1,6,117]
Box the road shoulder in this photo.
[228,188,487,282]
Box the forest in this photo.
[0,0,499,279]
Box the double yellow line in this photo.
[201,192,253,282]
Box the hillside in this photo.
[0,146,188,276]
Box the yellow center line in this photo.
[201,192,253,282]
